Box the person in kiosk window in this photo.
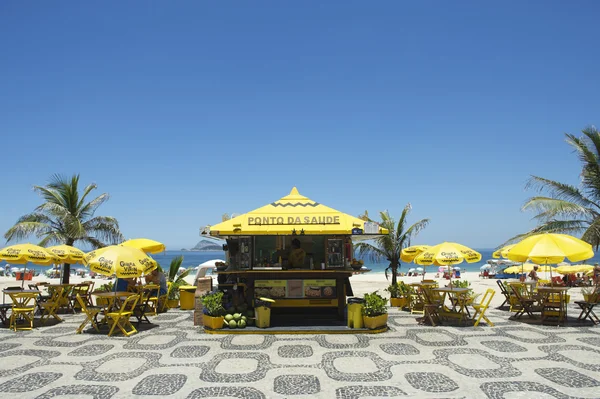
[288,239,306,269]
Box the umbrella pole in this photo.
[22,264,26,288]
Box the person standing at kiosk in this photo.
[288,239,306,268]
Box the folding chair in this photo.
[133,286,155,324]
[421,287,444,326]
[542,291,567,325]
[509,284,540,319]
[472,288,496,327]
[496,280,510,308]
[70,284,91,311]
[106,294,140,337]
[82,281,95,305]
[408,285,425,315]
[40,287,67,325]
[1,286,22,325]
[8,292,38,331]
[75,294,102,333]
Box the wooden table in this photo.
[47,284,75,313]
[432,287,471,324]
[537,286,569,325]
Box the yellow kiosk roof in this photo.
[209,187,387,236]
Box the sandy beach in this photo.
[1,270,587,308]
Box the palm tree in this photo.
[510,126,600,248]
[157,255,191,300]
[354,204,430,285]
[4,174,123,283]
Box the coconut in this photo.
[228,320,237,328]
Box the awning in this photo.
[208,187,388,237]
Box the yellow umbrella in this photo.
[555,264,594,275]
[120,238,166,254]
[400,245,430,263]
[83,245,157,278]
[507,233,593,286]
[493,244,515,259]
[504,263,554,274]
[0,243,59,287]
[46,245,86,265]
[414,242,481,282]
[506,233,593,264]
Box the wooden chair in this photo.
[541,291,567,325]
[133,285,156,324]
[75,293,102,333]
[40,286,68,325]
[70,284,92,311]
[106,294,140,337]
[1,286,22,325]
[407,285,424,315]
[421,287,444,326]
[8,292,38,331]
[509,284,541,319]
[472,288,495,327]
[496,280,511,308]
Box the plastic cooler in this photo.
[347,297,365,328]
[179,285,197,310]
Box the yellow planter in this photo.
[362,313,388,330]
[167,299,179,309]
[390,297,407,308]
[203,314,225,330]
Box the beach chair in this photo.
[496,280,510,308]
[40,286,67,325]
[8,292,38,331]
[147,284,165,316]
[472,288,495,327]
[106,294,139,337]
[75,293,102,333]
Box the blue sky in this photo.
[1,1,599,250]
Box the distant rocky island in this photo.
[181,239,223,252]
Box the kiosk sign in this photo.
[248,216,340,225]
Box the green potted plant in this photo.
[158,255,190,308]
[362,291,388,329]
[385,282,409,308]
[201,291,226,329]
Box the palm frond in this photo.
[78,193,109,220]
[168,255,184,282]
[525,176,598,210]
[523,197,594,222]
[402,218,430,243]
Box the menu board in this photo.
[255,279,336,299]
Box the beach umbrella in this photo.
[120,238,166,254]
[414,242,481,284]
[555,264,594,275]
[400,245,430,263]
[83,245,157,278]
[493,244,516,259]
[0,243,59,287]
[506,233,594,286]
[46,244,86,265]
[504,263,554,274]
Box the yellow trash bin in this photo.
[179,285,197,310]
[347,298,364,328]
[255,297,275,328]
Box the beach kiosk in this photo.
[205,187,388,332]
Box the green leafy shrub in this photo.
[362,291,387,317]
[385,281,410,298]
[201,291,226,316]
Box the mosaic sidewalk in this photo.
[0,306,599,398]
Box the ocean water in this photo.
[6,249,600,276]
